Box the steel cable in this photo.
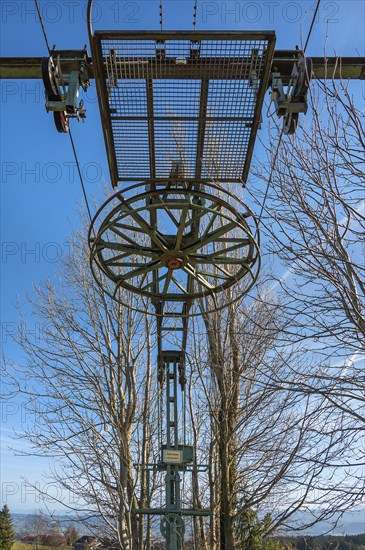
[34,0,94,226]
[34,0,52,55]
[159,1,164,31]
[257,1,320,227]
[68,128,94,226]
[304,0,321,53]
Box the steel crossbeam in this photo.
[2,55,364,81]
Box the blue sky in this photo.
[1,0,365,514]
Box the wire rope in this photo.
[258,1,320,227]
[159,1,164,31]
[256,127,283,228]
[68,128,94,226]
[34,0,94,226]
[304,0,321,53]
[34,0,52,55]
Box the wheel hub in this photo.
[165,256,183,270]
[161,249,186,270]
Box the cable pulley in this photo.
[41,49,90,133]
[271,54,313,134]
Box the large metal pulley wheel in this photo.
[42,56,69,133]
[89,181,260,317]
[42,57,59,97]
[293,56,313,100]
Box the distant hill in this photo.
[11,513,91,538]
[283,509,365,536]
[278,533,365,549]
[9,510,365,545]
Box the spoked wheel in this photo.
[53,111,69,133]
[89,181,260,317]
[42,57,58,97]
[293,56,312,100]
[42,57,69,133]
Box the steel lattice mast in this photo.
[1,24,364,550]
[87,33,273,548]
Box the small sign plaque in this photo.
[163,449,183,464]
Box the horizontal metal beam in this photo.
[0,57,94,79]
[95,29,276,41]
[273,53,365,81]
[1,56,364,81]
[134,508,210,516]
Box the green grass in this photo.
[13,543,72,550]
[13,544,51,550]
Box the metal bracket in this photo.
[42,48,90,132]
[270,53,312,134]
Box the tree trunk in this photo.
[218,405,236,550]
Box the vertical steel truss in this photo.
[135,339,211,549]
[89,180,260,547]
[88,32,271,549]
[159,351,187,549]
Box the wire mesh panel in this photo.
[92,31,276,186]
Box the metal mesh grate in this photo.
[93,32,276,185]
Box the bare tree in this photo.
[249,74,364,477]
[6,71,364,550]
[252,76,364,354]
[26,512,48,549]
[9,232,157,550]
[187,283,363,549]
[236,73,365,541]
[156,78,365,547]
